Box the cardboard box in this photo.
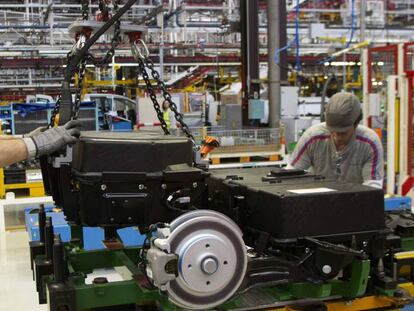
[219,104,242,129]
[221,93,241,105]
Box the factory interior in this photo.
[3,0,414,310]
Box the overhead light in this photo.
[0,51,22,57]
[324,62,330,66]
[331,61,347,66]
[114,63,139,67]
[38,49,68,56]
[377,61,384,66]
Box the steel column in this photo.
[268,0,286,128]
[240,0,260,125]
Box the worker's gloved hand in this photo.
[23,126,48,138]
[25,120,81,157]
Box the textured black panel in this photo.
[208,167,385,239]
[72,131,194,173]
[61,131,205,227]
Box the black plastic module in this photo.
[208,167,385,240]
[72,131,194,173]
[66,132,206,227]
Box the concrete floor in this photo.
[0,230,47,311]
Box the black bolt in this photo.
[394,289,404,298]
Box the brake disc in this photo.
[165,210,247,310]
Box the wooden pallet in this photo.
[208,151,282,165]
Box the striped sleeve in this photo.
[356,134,384,182]
[290,132,329,170]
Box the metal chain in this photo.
[98,0,110,21]
[81,0,89,21]
[49,97,61,128]
[50,0,123,126]
[136,57,170,134]
[49,1,89,126]
[89,0,122,67]
[143,57,195,141]
[72,57,88,120]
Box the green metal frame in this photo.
[401,237,414,251]
[60,247,166,310]
[39,250,409,311]
[41,247,376,311]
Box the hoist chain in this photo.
[51,0,122,125]
[49,97,61,128]
[50,33,88,126]
[143,56,195,141]
[132,40,194,140]
[72,57,88,120]
[136,57,170,134]
[98,0,110,20]
[89,0,122,67]
[81,0,89,21]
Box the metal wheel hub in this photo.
[178,233,237,293]
[146,210,247,310]
[165,210,247,310]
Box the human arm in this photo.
[361,135,384,189]
[0,120,81,167]
[289,131,313,170]
[0,139,28,166]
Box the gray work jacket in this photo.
[289,122,384,188]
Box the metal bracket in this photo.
[52,146,73,168]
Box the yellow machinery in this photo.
[0,168,45,198]
[272,295,407,310]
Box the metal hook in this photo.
[76,33,87,50]
[131,39,149,60]
[68,33,87,58]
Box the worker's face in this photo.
[163,101,169,110]
[330,126,355,151]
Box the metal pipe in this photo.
[360,0,369,126]
[267,0,284,127]
[240,0,260,125]
[247,0,260,98]
[360,0,366,43]
[329,41,369,58]
[320,75,336,122]
[342,53,346,90]
[160,10,164,81]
